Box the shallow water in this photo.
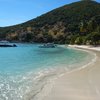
[0,44,93,100]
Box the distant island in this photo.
[0,0,100,45]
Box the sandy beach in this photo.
[38,45,100,100]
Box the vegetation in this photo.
[0,0,100,45]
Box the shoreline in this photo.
[37,45,100,100]
[68,45,100,52]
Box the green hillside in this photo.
[0,0,100,45]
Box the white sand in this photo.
[39,45,100,100]
[68,45,100,51]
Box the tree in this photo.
[86,32,100,45]
[80,20,87,34]
[75,37,83,45]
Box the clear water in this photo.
[0,44,93,100]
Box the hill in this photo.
[0,0,100,44]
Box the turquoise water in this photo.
[0,44,93,100]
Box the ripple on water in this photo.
[0,44,94,100]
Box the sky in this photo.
[0,0,100,27]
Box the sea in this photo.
[0,43,94,100]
